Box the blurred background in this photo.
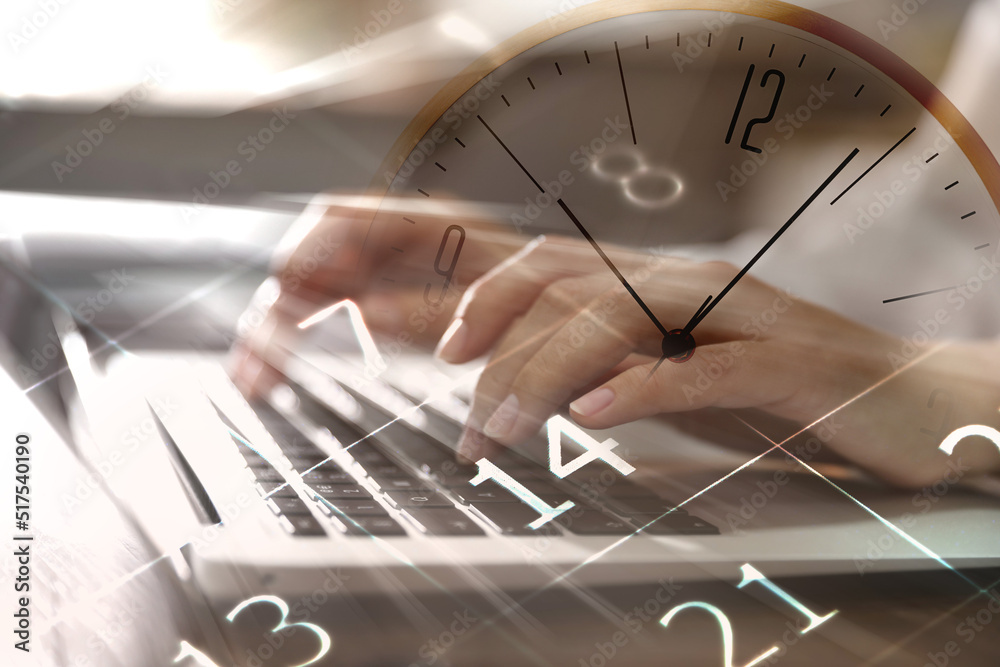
[0,0,988,351]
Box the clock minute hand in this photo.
[557,198,671,338]
[682,147,860,335]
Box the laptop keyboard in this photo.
[226,369,719,540]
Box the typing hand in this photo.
[436,236,1000,487]
[230,195,525,398]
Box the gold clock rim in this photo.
[365,0,1000,220]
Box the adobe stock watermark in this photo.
[340,0,413,64]
[681,289,796,404]
[7,0,73,53]
[181,106,296,221]
[519,455,635,562]
[511,115,630,232]
[672,10,744,73]
[60,395,178,514]
[241,568,352,667]
[61,599,145,667]
[876,0,929,42]
[16,268,135,383]
[578,578,683,667]
[726,415,845,535]
[407,609,478,666]
[854,456,971,574]
[843,126,954,244]
[922,588,1000,667]
[717,84,835,202]
[386,77,501,189]
[50,66,168,182]
[887,249,1000,371]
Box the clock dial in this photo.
[365,0,999,439]
[263,2,1000,663]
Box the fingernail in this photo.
[570,387,615,417]
[435,317,467,363]
[483,394,519,439]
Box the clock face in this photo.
[366,1,1000,432]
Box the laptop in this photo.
[4,200,999,666]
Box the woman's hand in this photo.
[229,195,527,397]
[438,236,1000,487]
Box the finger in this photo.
[569,341,801,429]
[436,236,617,364]
[479,291,645,446]
[456,281,589,458]
[357,286,462,346]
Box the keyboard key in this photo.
[301,463,354,484]
[404,508,486,536]
[256,481,298,498]
[468,502,561,536]
[385,490,453,507]
[429,471,476,487]
[251,468,287,483]
[556,510,635,535]
[562,471,654,497]
[339,515,407,537]
[325,499,391,516]
[345,443,394,466]
[281,514,326,537]
[375,477,434,492]
[289,455,330,471]
[282,443,327,459]
[604,482,661,498]
[630,513,720,535]
[365,463,412,479]
[610,497,687,515]
[451,486,519,504]
[517,480,574,501]
[268,497,312,515]
[308,483,373,500]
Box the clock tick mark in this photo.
[403,217,416,224]
[945,181,959,190]
[768,43,775,57]
[976,243,991,251]
[880,104,892,117]
[707,33,712,47]
[391,246,403,253]
[435,162,446,172]
[854,84,865,97]
[961,211,977,220]
[645,35,649,49]
[527,77,535,90]
[884,286,959,304]
[555,62,562,75]
[827,67,836,81]
[798,53,806,68]
[925,153,939,164]
[738,36,744,51]
[676,32,680,47]
[501,95,510,107]
[585,49,591,63]
[417,189,430,197]
[614,41,638,145]
[454,138,466,148]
